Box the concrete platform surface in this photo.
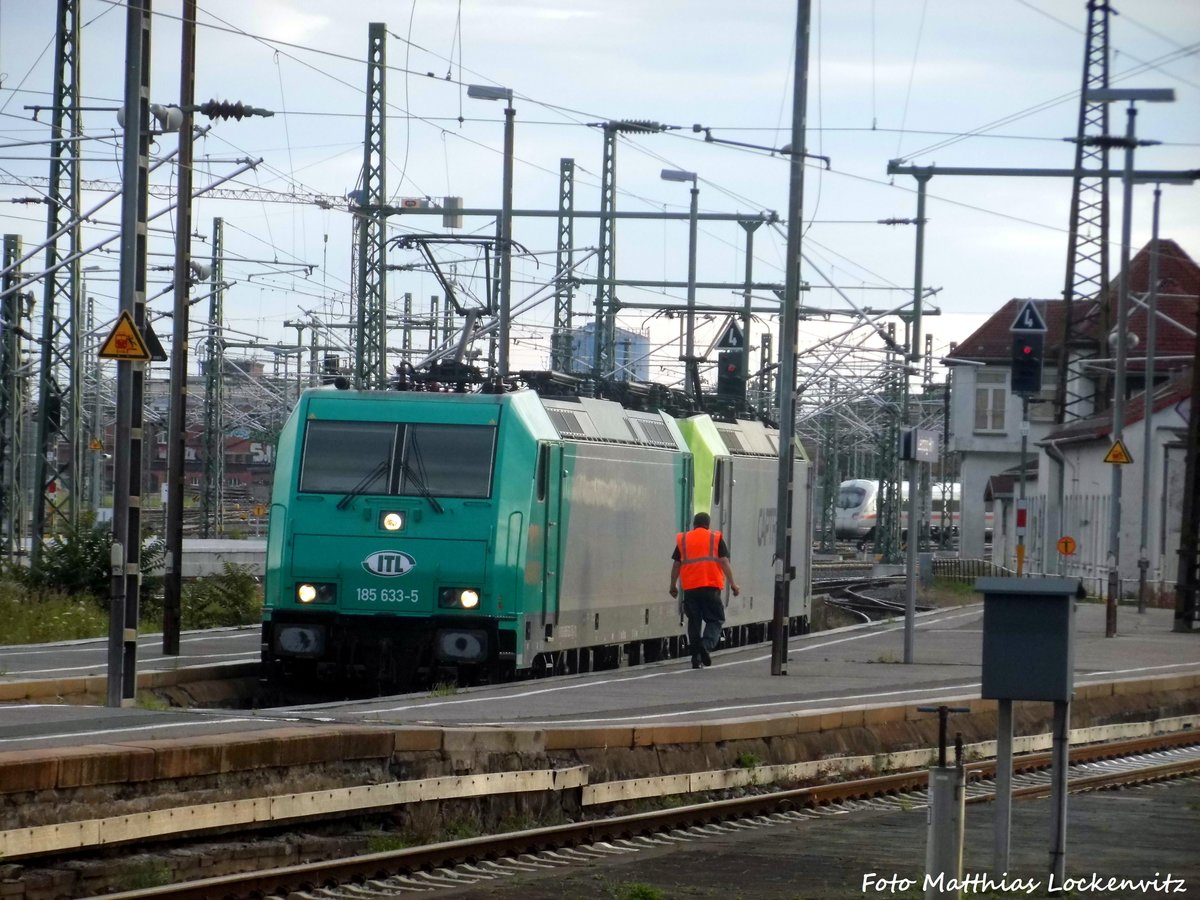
[0,603,1195,753]
[297,603,1200,729]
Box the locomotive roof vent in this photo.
[545,407,589,438]
[716,426,747,454]
[716,421,781,458]
[632,416,676,449]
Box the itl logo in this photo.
[362,550,416,577]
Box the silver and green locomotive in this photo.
[261,387,810,686]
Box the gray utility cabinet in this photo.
[976,577,1082,703]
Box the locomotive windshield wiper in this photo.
[399,455,444,514]
[336,459,389,511]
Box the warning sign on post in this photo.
[1103,439,1133,465]
[98,311,152,362]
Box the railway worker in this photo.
[669,512,740,669]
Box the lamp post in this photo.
[1085,86,1174,638]
[468,84,515,377]
[661,168,699,394]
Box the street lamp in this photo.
[468,84,515,377]
[661,168,699,394]
[1084,86,1175,637]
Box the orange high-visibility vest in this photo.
[676,528,725,590]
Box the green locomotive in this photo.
[262,386,810,686]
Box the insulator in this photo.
[197,100,272,121]
[612,119,663,133]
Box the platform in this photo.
[0,602,1195,750]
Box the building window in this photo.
[974,370,1007,433]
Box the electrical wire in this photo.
[892,0,930,165]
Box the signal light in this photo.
[716,350,746,401]
[1011,333,1044,394]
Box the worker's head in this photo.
[692,512,711,529]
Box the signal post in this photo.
[1010,300,1047,576]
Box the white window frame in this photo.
[974,370,1007,433]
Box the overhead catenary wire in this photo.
[2,3,1190,396]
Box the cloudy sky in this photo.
[0,0,1197,390]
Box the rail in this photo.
[90,731,1200,900]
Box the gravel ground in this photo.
[427,778,1200,899]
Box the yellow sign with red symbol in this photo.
[1103,439,1133,465]
[1056,535,1077,556]
[98,311,151,362]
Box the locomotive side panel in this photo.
[722,454,784,627]
[552,442,689,649]
[694,415,812,630]
[716,456,811,629]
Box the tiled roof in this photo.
[983,458,1038,501]
[949,239,1199,364]
[1041,368,1194,445]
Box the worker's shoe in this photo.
[699,646,712,667]
[691,655,703,669]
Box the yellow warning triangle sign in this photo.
[98,310,152,361]
[1103,438,1133,465]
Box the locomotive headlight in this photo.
[439,587,482,609]
[381,511,405,532]
[296,582,337,604]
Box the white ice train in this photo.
[834,478,987,543]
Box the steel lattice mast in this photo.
[31,0,83,563]
[591,121,664,379]
[201,218,224,537]
[875,322,903,564]
[551,158,576,372]
[1055,0,1112,424]
[353,22,387,389]
[1,236,29,561]
[592,125,618,379]
[817,376,839,553]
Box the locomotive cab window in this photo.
[400,423,495,498]
[299,421,394,494]
[299,420,496,498]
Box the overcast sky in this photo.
[0,0,1197,390]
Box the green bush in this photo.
[139,534,166,618]
[26,519,112,597]
[14,518,165,613]
[0,560,262,644]
[181,563,261,629]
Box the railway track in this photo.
[815,574,916,623]
[96,732,1200,900]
